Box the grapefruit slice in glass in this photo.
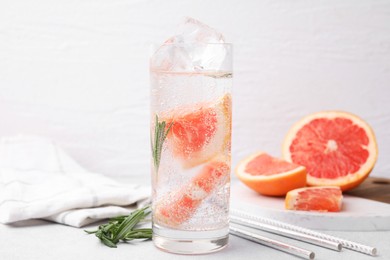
[285,186,343,212]
[235,152,306,196]
[282,111,378,191]
[155,159,230,227]
[162,94,231,168]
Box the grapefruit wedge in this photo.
[282,111,378,191]
[235,152,306,196]
[155,159,230,227]
[285,186,343,212]
[162,94,231,168]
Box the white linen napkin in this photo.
[0,135,150,227]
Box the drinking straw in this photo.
[231,215,342,251]
[230,225,315,259]
[231,209,377,256]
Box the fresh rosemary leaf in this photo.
[113,206,149,242]
[102,223,115,233]
[84,205,152,248]
[84,230,97,234]
[101,235,118,248]
[123,229,153,241]
[163,120,173,140]
[153,115,160,169]
[151,115,173,173]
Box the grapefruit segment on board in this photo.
[235,152,306,196]
[282,111,378,191]
[285,186,343,212]
[162,94,231,168]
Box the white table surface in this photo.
[1,220,389,260]
[1,177,389,260]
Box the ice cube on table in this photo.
[151,17,229,72]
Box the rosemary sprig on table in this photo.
[86,115,172,248]
[84,206,152,248]
[151,115,173,173]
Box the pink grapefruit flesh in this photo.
[285,186,343,212]
[162,94,231,168]
[155,160,230,227]
[283,111,378,191]
[236,152,306,196]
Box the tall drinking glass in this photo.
[150,43,232,254]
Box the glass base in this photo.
[153,224,229,255]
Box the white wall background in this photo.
[0,0,389,179]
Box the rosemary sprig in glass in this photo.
[151,115,173,173]
[84,205,152,248]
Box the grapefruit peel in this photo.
[235,152,307,196]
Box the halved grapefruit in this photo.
[155,159,230,227]
[285,186,343,212]
[162,94,231,168]
[235,152,306,196]
[282,111,378,191]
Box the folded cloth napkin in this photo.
[0,135,150,227]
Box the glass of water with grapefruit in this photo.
[149,18,232,254]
